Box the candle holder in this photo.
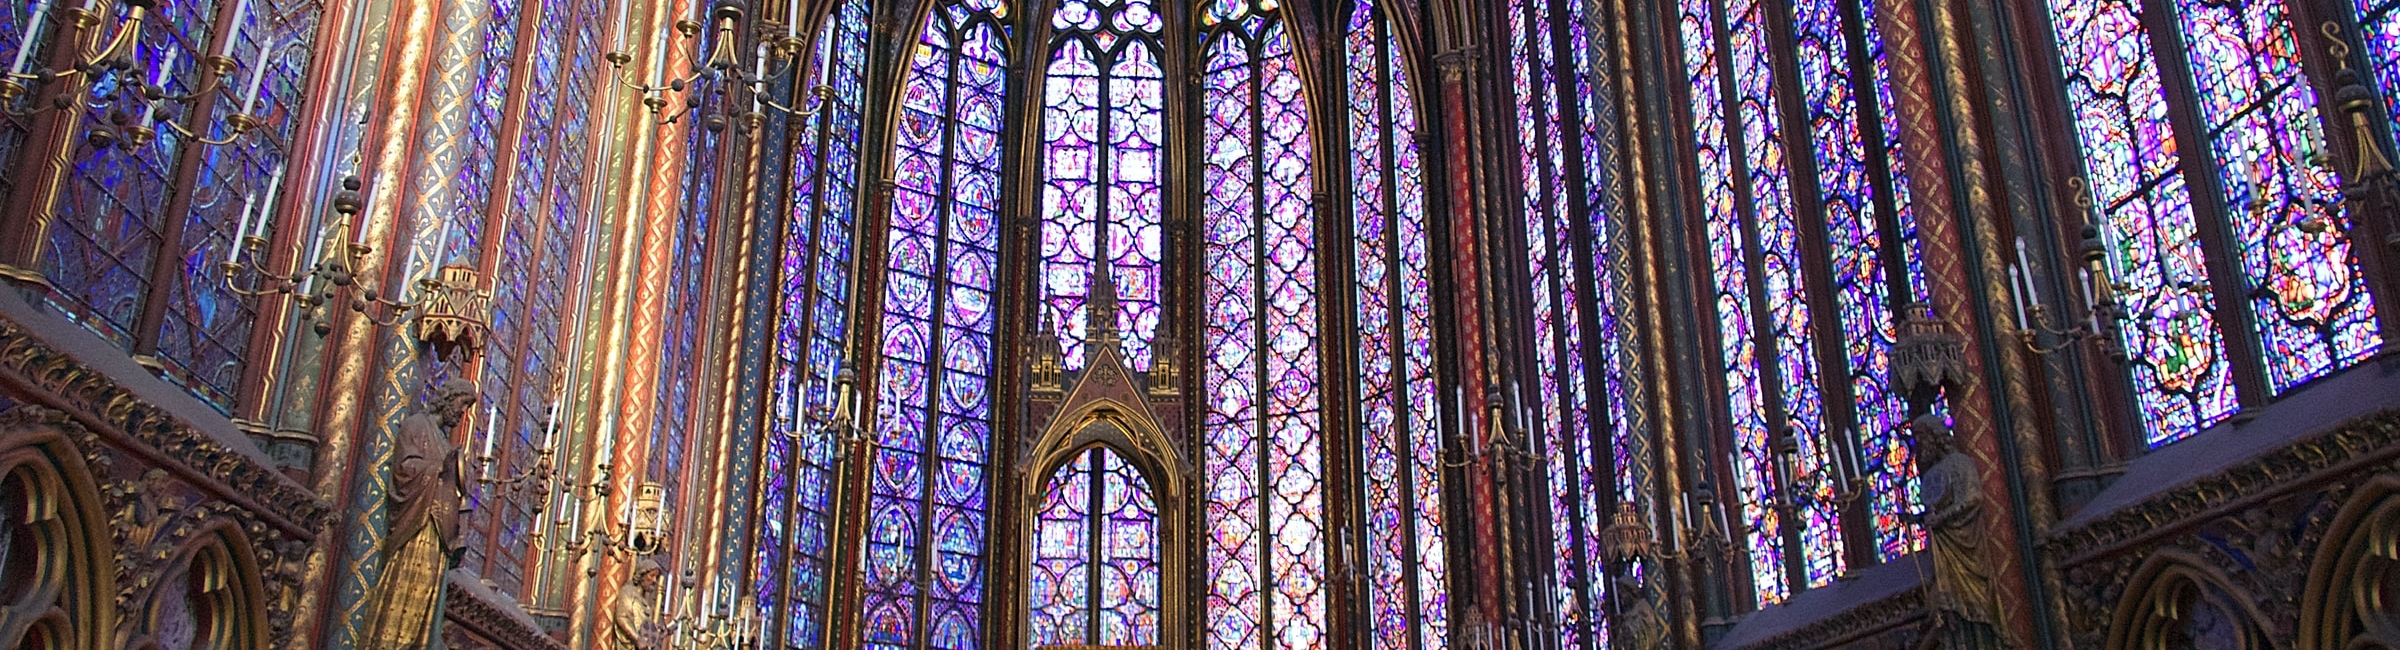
[605,0,834,134]
[662,582,762,650]
[2011,180,2132,359]
[0,0,280,151]
[221,175,477,336]
[557,481,668,575]
[1653,484,1731,563]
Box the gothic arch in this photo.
[2302,474,2400,650]
[0,413,117,650]
[128,523,270,650]
[2106,551,2274,650]
[1014,397,1190,650]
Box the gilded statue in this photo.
[613,558,670,650]
[1610,574,1668,649]
[359,379,476,649]
[1913,415,2005,649]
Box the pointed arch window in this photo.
[1506,0,1644,641]
[1346,3,1448,650]
[1042,0,1165,369]
[2041,0,2384,445]
[858,0,1009,646]
[1198,7,1326,650]
[759,0,874,644]
[1029,446,1161,646]
[1671,0,1929,605]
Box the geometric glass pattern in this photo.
[863,0,1007,644]
[2166,0,2380,392]
[1505,0,1620,639]
[763,0,875,643]
[1788,0,1926,560]
[1199,6,1325,650]
[1348,2,1447,649]
[2045,0,2390,445]
[2356,0,2400,144]
[1677,0,1936,604]
[1029,446,1160,647]
[2042,0,2237,444]
[1042,0,1164,370]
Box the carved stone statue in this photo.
[612,558,670,650]
[359,379,476,649]
[1913,415,2004,649]
[1611,574,1667,649]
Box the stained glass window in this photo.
[1506,0,1623,640]
[2168,0,2378,391]
[862,0,1006,645]
[2356,0,2400,133]
[1042,0,1163,369]
[1030,446,1161,646]
[157,0,318,407]
[1199,8,1325,650]
[47,0,220,346]
[1348,2,1446,649]
[461,0,605,597]
[2044,0,2384,446]
[761,0,875,644]
[1673,0,1932,604]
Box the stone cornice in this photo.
[0,312,331,537]
[1721,587,1927,650]
[2044,409,2400,564]
[445,574,564,650]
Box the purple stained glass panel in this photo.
[2170,0,2381,392]
[2044,0,2238,444]
[1043,0,1163,370]
[1351,2,1447,648]
[1203,15,1323,650]
[864,7,1003,649]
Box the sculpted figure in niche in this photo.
[613,558,670,650]
[1914,414,2004,649]
[359,379,476,649]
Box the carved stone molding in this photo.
[0,314,331,536]
[1721,587,1928,650]
[444,574,565,650]
[2045,409,2400,563]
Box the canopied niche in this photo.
[2303,475,2400,649]
[1015,401,1187,650]
[0,415,115,650]
[2108,553,2272,650]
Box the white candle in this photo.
[253,163,283,239]
[2081,269,2103,333]
[751,44,766,112]
[428,213,453,267]
[228,193,257,267]
[482,404,500,458]
[300,220,327,293]
[9,0,54,77]
[237,39,274,116]
[216,0,250,59]
[2009,264,2031,330]
[542,402,559,450]
[138,48,174,128]
[352,208,371,246]
[2013,237,2040,305]
[785,0,799,39]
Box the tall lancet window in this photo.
[1347,3,1447,650]
[760,0,874,644]
[1029,446,1162,646]
[2044,0,2380,446]
[1198,5,1325,650]
[1674,0,1930,605]
[1506,0,1635,642]
[1042,0,1165,369]
[861,0,1008,646]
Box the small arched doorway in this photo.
[1029,444,1161,646]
